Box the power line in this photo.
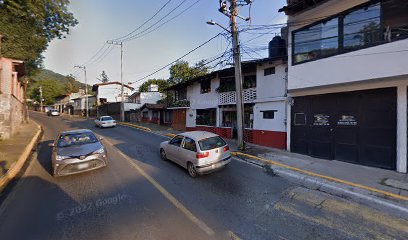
[130,32,224,84]
[112,0,174,42]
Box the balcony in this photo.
[218,88,257,105]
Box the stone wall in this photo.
[0,94,12,139]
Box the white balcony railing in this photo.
[218,87,257,105]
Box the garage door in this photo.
[291,88,396,170]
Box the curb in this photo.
[118,122,151,132]
[0,121,42,192]
[233,152,408,220]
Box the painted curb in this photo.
[233,153,408,220]
[118,122,151,132]
[0,122,42,192]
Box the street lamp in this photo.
[206,20,230,33]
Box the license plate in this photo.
[77,163,89,170]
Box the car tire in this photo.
[187,162,198,178]
[160,149,167,161]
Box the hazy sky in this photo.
[44,0,287,89]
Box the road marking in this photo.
[102,137,215,236]
[233,152,408,201]
[227,230,241,240]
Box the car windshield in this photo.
[57,132,98,147]
[102,117,113,121]
[198,136,226,151]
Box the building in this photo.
[136,103,171,125]
[92,82,134,104]
[53,89,86,115]
[72,95,96,116]
[0,57,26,139]
[128,85,164,109]
[280,0,408,172]
[166,53,288,149]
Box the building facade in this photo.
[280,0,408,172]
[92,82,134,104]
[0,57,26,139]
[167,58,288,149]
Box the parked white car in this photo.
[160,131,231,177]
[47,109,60,116]
[95,116,116,128]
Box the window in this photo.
[196,108,216,126]
[264,67,276,76]
[243,75,256,89]
[142,111,148,119]
[164,111,172,123]
[182,137,197,152]
[262,110,277,119]
[217,77,235,92]
[152,111,159,119]
[175,88,187,101]
[292,0,408,65]
[198,137,226,151]
[343,3,381,50]
[294,113,306,125]
[169,135,184,147]
[200,79,211,94]
[294,17,339,64]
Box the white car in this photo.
[95,116,116,128]
[160,131,231,178]
[47,109,60,116]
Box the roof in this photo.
[179,131,219,141]
[92,82,135,92]
[165,57,285,91]
[71,95,94,100]
[140,103,166,111]
[278,0,328,15]
[61,129,93,134]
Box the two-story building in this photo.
[128,84,164,109]
[92,82,134,104]
[280,0,408,172]
[0,57,26,140]
[166,50,288,149]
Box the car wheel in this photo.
[160,149,167,161]
[187,162,198,178]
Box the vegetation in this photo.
[0,0,78,73]
[138,79,170,93]
[168,60,209,85]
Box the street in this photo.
[0,111,407,240]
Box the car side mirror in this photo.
[48,143,55,147]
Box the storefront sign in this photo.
[313,114,330,126]
[337,115,358,126]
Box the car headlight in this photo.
[56,155,69,161]
[93,148,105,154]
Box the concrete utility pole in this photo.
[107,40,125,122]
[74,65,89,117]
[216,0,251,150]
[39,86,43,112]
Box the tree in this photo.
[29,79,65,105]
[64,75,79,93]
[98,70,109,83]
[138,79,170,93]
[0,0,78,72]
[168,60,209,85]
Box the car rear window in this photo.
[198,136,226,151]
[102,117,113,121]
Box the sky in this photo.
[44,0,287,90]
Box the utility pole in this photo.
[39,86,43,112]
[217,0,251,150]
[74,65,89,117]
[107,40,125,122]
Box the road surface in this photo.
[0,111,406,240]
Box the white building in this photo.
[92,82,135,104]
[128,88,163,109]
[166,57,288,149]
[280,0,408,172]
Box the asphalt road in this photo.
[0,111,407,240]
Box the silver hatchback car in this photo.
[49,129,107,177]
[160,131,231,177]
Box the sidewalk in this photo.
[0,121,42,191]
[121,121,408,218]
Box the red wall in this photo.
[186,126,286,150]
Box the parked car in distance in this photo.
[47,109,60,116]
[49,129,107,177]
[160,131,231,177]
[95,116,116,128]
